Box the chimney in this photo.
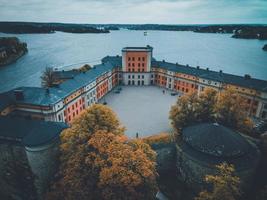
[162,59,165,62]
[197,66,200,69]
[14,90,24,101]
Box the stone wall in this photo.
[25,139,60,199]
[176,144,260,192]
[0,141,36,200]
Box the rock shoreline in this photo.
[0,37,28,66]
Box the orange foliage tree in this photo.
[46,104,157,200]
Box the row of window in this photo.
[128,80,145,85]
[128,75,145,79]
[127,68,146,72]
[66,105,86,122]
[128,62,145,67]
[128,57,145,61]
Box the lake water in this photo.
[0,30,267,92]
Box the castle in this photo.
[0,46,267,123]
[0,46,267,199]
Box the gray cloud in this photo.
[0,0,266,24]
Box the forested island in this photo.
[127,24,267,40]
[1,22,266,39]
[0,22,109,34]
[0,37,27,66]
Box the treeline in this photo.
[0,37,28,66]
[127,24,267,40]
[0,22,110,34]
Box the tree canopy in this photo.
[40,67,56,88]
[170,88,253,135]
[195,163,241,200]
[46,104,157,200]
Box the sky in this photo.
[0,0,267,24]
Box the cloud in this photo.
[0,0,266,24]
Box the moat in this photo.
[99,86,177,138]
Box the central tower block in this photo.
[122,46,153,86]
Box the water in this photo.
[0,30,267,92]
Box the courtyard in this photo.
[99,86,179,138]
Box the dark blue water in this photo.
[0,30,266,92]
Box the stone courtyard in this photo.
[99,86,178,138]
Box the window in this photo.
[128,80,131,85]
[142,57,145,61]
[132,80,135,85]
[142,75,144,79]
[141,80,144,85]
[132,57,135,61]
[128,57,131,61]
[132,75,135,79]
[128,75,131,79]
[58,115,61,121]
[128,63,131,67]
[138,63,140,67]
[138,75,140,79]
[142,63,145,67]
[138,57,141,61]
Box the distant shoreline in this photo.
[0,22,266,40]
[0,37,28,67]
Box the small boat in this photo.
[171,92,178,96]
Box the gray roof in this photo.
[183,123,250,157]
[0,117,68,147]
[152,61,267,92]
[0,54,266,111]
[0,59,120,109]
[179,123,260,170]
[122,46,153,52]
[53,70,81,80]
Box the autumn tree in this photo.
[215,88,253,134]
[169,92,199,132]
[46,104,157,200]
[196,88,217,122]
[170,88,253,135]
[195,163,241,200]
[170,89,217,132]
[41,67,56,88]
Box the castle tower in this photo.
[122,46,153,86]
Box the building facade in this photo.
[0,46,267,124]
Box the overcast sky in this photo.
[0,0,267,24]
